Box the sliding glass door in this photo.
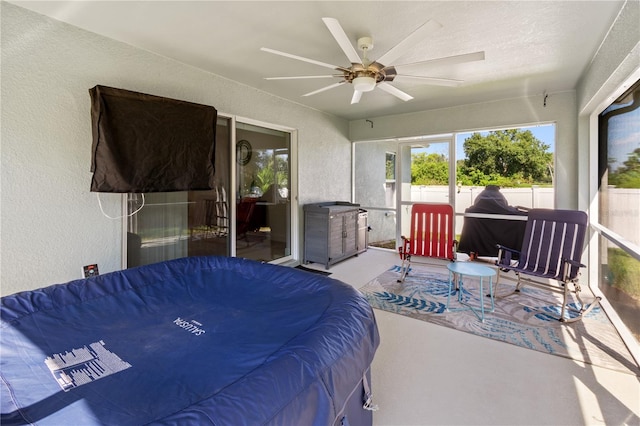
[235,122,292,262]
[125,117,294,267]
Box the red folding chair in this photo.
[398,203,457,283]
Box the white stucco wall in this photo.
[1,3,351,295]
[576,0,639,115]
[349,92,577,209]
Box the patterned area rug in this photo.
[360,263,639,376]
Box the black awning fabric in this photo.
[89,85,217,193]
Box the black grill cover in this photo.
[458,186,528,257]
[89,85,216,193]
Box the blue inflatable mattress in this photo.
[1,256,380,425]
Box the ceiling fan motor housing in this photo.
[345,62,393,85]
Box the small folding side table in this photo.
[446,262,497,322]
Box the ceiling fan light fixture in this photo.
[353,76,376,92]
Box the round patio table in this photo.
[446,262,497,322]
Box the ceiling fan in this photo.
[261,17,485,104]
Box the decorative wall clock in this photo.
[236,140,252,165]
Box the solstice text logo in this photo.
[173,317,206,336]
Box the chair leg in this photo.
[513,273,523,293]
[559,281,570,321]
[559,281,602,323]
[494,269,517,298]
[494,269,503,297]
[577,293,602,318]
[397,255,411,283]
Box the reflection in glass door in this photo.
[235,122,291,262]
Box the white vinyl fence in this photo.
[411,185,553,210]
[366,186,638,247]
[410,186,639,245]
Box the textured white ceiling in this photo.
[11,1,625,120]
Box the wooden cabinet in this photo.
[303,202,362,269]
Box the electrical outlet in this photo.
[82,264,99,278]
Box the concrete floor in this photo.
[308,248,640,426]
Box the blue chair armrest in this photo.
[564,258,586,268]
[560,258,586,281]
[496,244,519,254]
[496,244,521,267]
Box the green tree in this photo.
[460,129,553,185]
[412,153,448,185]
[609,148,640,188]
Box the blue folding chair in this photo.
[494,208,600,322]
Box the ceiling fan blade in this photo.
[302,81,346,97]
[265,75,339,80]
[393,75,463,87]
[260,47,349,72]
[351,90,363,104]
[375,20,442,66]
[377,82,414,101]
[322,17,362,64]
[394,51,485,69]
